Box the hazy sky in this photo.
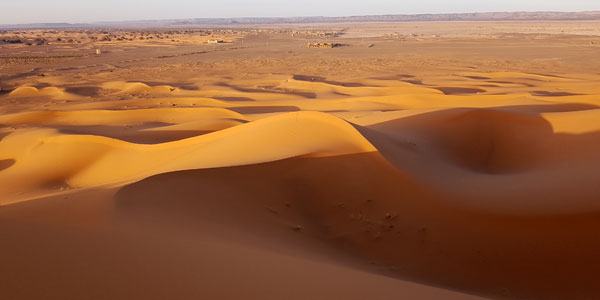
[4,0,600,24]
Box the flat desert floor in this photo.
[2,22,600,299]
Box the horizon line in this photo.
[2,10,600,27]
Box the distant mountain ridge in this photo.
[3,11,600,29]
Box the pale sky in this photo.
[4,0,600,24]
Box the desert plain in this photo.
[2,21,600,299]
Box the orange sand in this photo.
[2,22,600,299]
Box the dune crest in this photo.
[0,111,375,204]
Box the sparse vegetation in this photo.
[306,42,343,48]
[1,38,23,44]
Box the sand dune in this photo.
[3,27,600,299]
[9,86,78,100]
[0,111,376,204]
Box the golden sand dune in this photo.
[9,86,79,100]
[0,111,375,203]
[3,31,600,299]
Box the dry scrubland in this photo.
[2,22,600,299]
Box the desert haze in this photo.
[2,18,600,300]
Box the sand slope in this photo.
[0,111,375,203]
[2,70,600,299]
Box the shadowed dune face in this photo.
[0,131,11,142]
[463,76,491,80]
[0,159,15,171]
[433,87,487,95]
[3,28,600,299]
[127,81,200,90]
[293,75,368,87]
[56,124,210,144]
[366,107,600,174]
[65,86,103,97]
[0,88,13,95]
[0,178,478,300]
[435,110,551,173]
[361,110,600,216]
[227,105,300,114]
[215,82,318,98]
[114,153,600,299]
[531,90,583,97]
[373,109,552,174]
[213,96,256,101]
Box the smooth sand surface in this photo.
[2,22,600,299]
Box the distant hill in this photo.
[2,11,600,29]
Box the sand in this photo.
[2,22,600,299]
